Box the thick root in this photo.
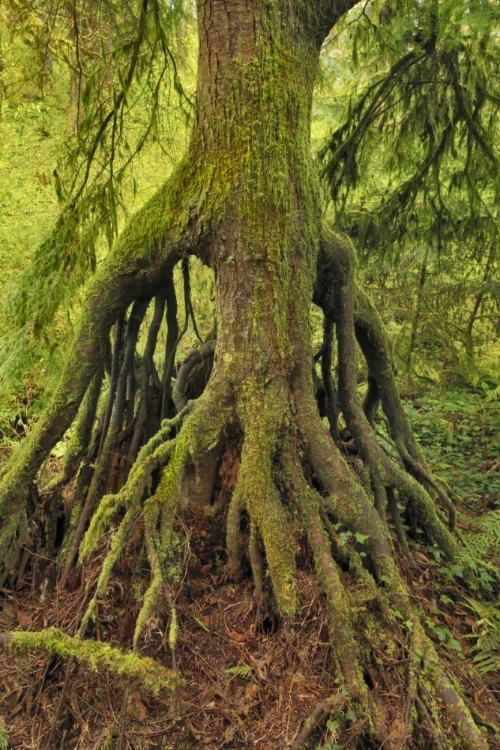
[294,373,488,748]
[0,628,177,695]
[315,231,458,557]
[230,380,297,616]
[283,441,365,693]
[75,378,233,648]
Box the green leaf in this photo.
[354,532,370,544]
[439,595,454,605]
[225,664,252,678]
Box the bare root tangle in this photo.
[292,374,488,747]
[294,383,403,596]
[315,231,458,557]
[386,486,414,562]
[306,232,489,748]
[59,298,151,585]
[72,374,234,649]
[73,411,192,615]
[134,378,233,646]
[0,164,203,584]
[4,264,217,594]
[127,293,166,466]
[182,256,203,343]
[103,298,150,470]
[0,212,493,748]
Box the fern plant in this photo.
[466,511,500,562]
[465,598,500,675]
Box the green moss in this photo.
[168,607,179,651]
[133,388,231,646]
[61,368,103,482]
[236,379,297,616]
[133,563,163,649]
[80,439,174,560]
[226,487,245,582]
[5,627,177,694]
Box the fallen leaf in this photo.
[17,609,33,628]
[226,629,249,643]
[128,692,148,722]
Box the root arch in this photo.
[0,153,217,585]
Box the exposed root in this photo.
[283,441,364,693]
[296,389,398,585]
[231,380,297,616]
[0,629,177,695]
[41,367,103,494]
[128,293,166,465]
[76,379,233,650]
[0,154,213,583]
[294,380,489,747]
[315,231,459,557]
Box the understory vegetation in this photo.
[0,1,499,748]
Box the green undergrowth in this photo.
[400,385,500,676]
[0,98,65,284]
[403,386,500,513]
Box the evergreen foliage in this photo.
[315,0,500,383]
[0,0,193,384]
[322,0,500,256]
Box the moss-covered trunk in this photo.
[196,0,323,383]
[193,1,327,612]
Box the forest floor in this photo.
[1,388,500,750]
[1,518,499,749]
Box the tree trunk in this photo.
[192,0,334,614]
[0,2,493,747]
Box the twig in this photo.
[290,701,327,750]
